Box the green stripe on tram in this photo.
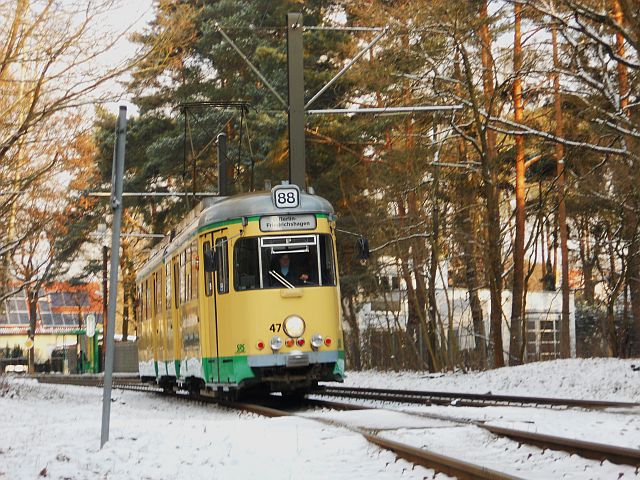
[197,216,260,233]
[200,350,344,384]
[201,355,255,384]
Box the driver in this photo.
[273,254,309,285]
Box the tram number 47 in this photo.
[269,323,282,332]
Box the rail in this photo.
[313,385,640,409]
[228,401,523,480]
[306,397,640,467]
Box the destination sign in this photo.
[259,214,316,232]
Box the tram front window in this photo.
[234,234,336,290]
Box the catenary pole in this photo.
[101,106,127,448]
[287,12,305,189]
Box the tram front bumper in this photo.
[247,349,340,368]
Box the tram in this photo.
[135,183,345,396]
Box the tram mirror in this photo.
[203,249,217,272]
[356,237,370,260]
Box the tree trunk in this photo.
[343,296,362,370]
[579,220,597,304]
[612,0,629,114]
[427,119,443,369]
[402,67,434,371]
[551,20,572,358]
[478,0,505,368]
[451,69,488,368]
[509,2,526,366]
[26,285,38,374]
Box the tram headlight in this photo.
[283,315,305,338]
[270,335,283,351]
[311,334,323,349]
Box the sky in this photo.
[87,0,155,116]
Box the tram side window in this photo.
[136,286,142,321]
[146,279,151,319]
[152,275,157,317]
[184,248,191,301]
[234,238,259,290]
[156,272,162,313]
[165,263,172,310]
[180,251,186,304]
[319,235,336,286]
[191,241,198,300]
[216,237,229,294]
[173,261,180,308]
[203,241,213,296]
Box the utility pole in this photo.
[101,106,127,448]
[287,13,305,189]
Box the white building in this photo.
[357,258,576,363]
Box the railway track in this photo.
[312,384,640,410]
[306,398,640,468]
[31,375,640,477]
[230,400,524,480]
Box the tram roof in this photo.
[198,190,334,229]
[136,190,334,282]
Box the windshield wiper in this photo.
[269,270,295,289]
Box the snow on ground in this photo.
[302,405,640,479]
[340,358,640,402]
[1,358,639,479]
[0,378,432,480]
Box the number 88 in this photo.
[277,191,296,205]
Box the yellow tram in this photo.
[136,184,345,396]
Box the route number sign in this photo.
[272,185,300,209]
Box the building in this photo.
[0,282,103,370]
[358,258,576,365]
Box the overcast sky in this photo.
[91,0,154,116]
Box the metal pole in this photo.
[101,106,127,448]
[307,105,463,115]
[217,133,228,196]
[287,12,305,189]
[102,245,108,370]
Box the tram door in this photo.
[202,229,229,385]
